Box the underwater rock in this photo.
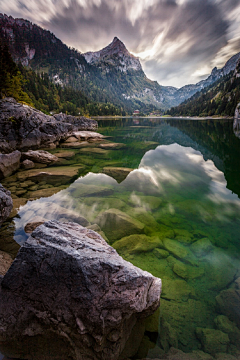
[0,220,161,360]
[102,167,133,183]
[162,239,195,265]
[21,150,58,164]
[99,143,126,149]
[190,238,213,258]
[0,150,21,179]
[167,256,204,280]
[17,166,80,185]
[0,184,13,225]
[9,198,27,218]
[195,328,229,355]
[161,279,196,302]
[215,288,240,328]
[146,347,215,359]
[214,315,240,348]
[24,217,46,233]
[54,151,75,159]
[112,234,163,255]
[70,184,114,198]
[95,208,145,242]
[79,147,109,155]
[21,159,35,169]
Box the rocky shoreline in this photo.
[0,98,98,154]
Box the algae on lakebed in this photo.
[1,119,240,359]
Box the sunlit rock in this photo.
[0,220,161,360]
[21,150,58,164]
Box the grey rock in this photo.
[21,150,58,164]
[21,159,35,169]
[53,113,98,131]
[0,220,161,360]
[0,184,13,225]
[0,98,97,153]
[0,150,21,179]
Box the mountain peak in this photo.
[83,37,142,72]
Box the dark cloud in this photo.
[1,0,240,86]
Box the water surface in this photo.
[1,118,240,359]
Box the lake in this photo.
[1,117,240,359]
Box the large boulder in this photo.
[0,184,13,225]
[0,150,21,179]
[0,98,97,153]
[0,220,161,360]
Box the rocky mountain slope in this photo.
[1,13,240,110]
[167,59,240,117]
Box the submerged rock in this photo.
[102,167,133,183]
[0,150,21,179]
[0,220,161,360]
[215,288,240,328]
[95,208,145,242]
[0,184,13,225]
[195,328,229,355]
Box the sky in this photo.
[1,0,240,88]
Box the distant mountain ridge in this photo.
[0,13,240,111]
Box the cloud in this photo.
[1,0,240,87]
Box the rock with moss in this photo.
[216,288,240,328]
[214,315,240,348]
[95,208,145,243]
[0,220,161,360]
[113,234,163,256]
[195,328,229,355]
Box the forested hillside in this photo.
[167,63,240,117]
[0,40,129,116]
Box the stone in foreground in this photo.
[0,220,161,360]
[0,184,13,225]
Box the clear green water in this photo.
[1,118,240,359]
